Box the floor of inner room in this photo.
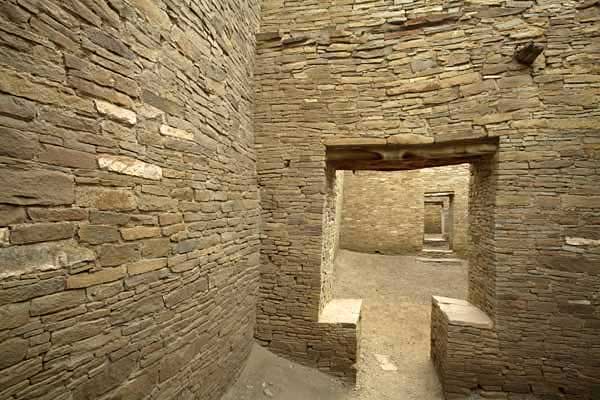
[222,249,468,400]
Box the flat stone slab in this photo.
[416,257,463,264]
[421,249,453,253]
[319,299,362,325]
[424,237,447,242]
[0,239,95,278]
[433,296,493,330]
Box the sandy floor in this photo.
[222,250,468,400]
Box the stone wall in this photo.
[0,1,260,399]
[424,202,443,234]
[339,165,469,256]
[340,170,421,254]
[256,0,600,397]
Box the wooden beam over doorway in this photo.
[325,137,499,171]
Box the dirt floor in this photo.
[222,250,468,400]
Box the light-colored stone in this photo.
[130,0,172,30]
[374,354,398,371]
[565,237,600,246]
[98,155,162,180]
[95,100,137,125]
[160,124,194,141]
[0,228,8,247]
[319,299,362,325]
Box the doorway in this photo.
[323,137,498,398]
[423,192,455,252]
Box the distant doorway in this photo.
[423,192,454,250]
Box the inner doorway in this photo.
[423,191,455,254]
[424,200,444,236]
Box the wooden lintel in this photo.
[326,138,498,171]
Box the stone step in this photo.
[420,249,454,259]
[424,236,446,242]
[423,237,448,248]
[423,240,449,250]
[415,257,463,265]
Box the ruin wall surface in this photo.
[339,165,469,256]
[0,1,260,399]
[256,0,600,397]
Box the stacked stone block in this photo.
[431,296,501,399]
[0,1,260,399]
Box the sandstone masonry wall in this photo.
[339,165,469,256]
[0,1,260,399]
[256,0,600,397]
[424,203,443,234]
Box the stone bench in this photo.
[316,299,363,384]
[431,296,500,399]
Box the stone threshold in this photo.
[416,257,463,264]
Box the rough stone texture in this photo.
[0,1,260,400]
[339,165,469,256]
[10,222,76,244]
[0,169,74,205]
[256,0,600,398]
[0,239,95,278]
